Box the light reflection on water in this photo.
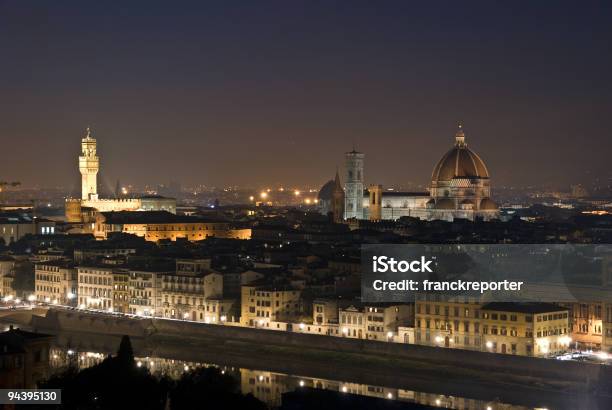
[49,347,531,410]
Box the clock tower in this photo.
[79,127,99,200]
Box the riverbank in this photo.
[3,307,611,409]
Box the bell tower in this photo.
[344,148,364,219]
[79,127,99,200]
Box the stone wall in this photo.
[31,308,612,390]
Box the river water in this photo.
[49,344,533,410]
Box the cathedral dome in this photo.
[318,180,335,201]
[431,126,489,182]
[479,198,498,210]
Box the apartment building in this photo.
[129,270,165,316]
[203,297,238,323]
[240,281,302,327]
[337,302,414,340]
[339,303,365,338]
[414,296,482,350]
[160,271,223,320]
[415,296,570,357]
[481,302,570,357]
[313,298,339,326]
[364,303,414,341]
[77,266,114,310]
[34,261,77,305]
[112,269,130,313]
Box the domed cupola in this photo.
[428,124,494,215]
[431,124,489,183]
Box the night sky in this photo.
[1,1,611,191]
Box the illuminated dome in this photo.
[431,126,489,182]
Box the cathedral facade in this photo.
[66,128,176,223]
[318,125,499,222]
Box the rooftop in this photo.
[99,211,225,225]
[481,302,567,314]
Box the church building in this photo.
[318,125,499,222]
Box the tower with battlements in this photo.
[79,128,99,200]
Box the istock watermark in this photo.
[371,256,434,273]
[361,244,612,303]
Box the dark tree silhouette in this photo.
[117,334,135,366]
[40,336,165,410]
[38,336,267,410]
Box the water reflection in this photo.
[49,346,529,410]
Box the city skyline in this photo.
[1,1,611,189]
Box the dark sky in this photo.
[1,1,611,191]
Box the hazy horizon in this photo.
[1,1,611,190]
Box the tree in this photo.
[38,336,267,410]
[117,335,134,366]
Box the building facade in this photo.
[240,283,302,327]
[77,266,114,311]
[34,261,77,305]
[415,297,570,357]
[94,211,251,241]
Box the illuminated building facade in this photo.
[240,283,302,327]
[160,271,223,320]
[66,128,177,223]
[34,261,77,306]
[415,298,570,357]
[94,211,251,241]
[77,266,114,311]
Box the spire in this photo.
[455,121,466,147]
[334,167,343,190]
